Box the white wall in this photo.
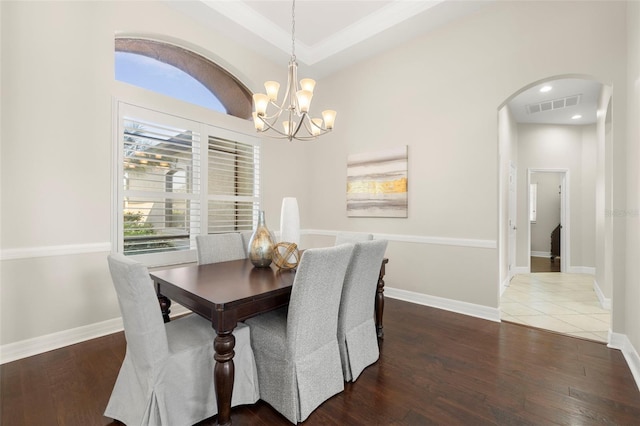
[310,1,625,310]
[516,124,596,270]
[0,0,294,346]
[623,0,640,375]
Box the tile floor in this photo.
[501,273,610,342]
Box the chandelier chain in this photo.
[291,0,296,61]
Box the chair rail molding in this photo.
[0,242,112,261]
[302,229,496,249]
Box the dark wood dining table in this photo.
[150,256,389,425]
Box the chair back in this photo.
[286,244,354,359]
[339,239,388,332]
[337,239,388,381]
[196,233,246,265]
[107,254,169,369]
[335,232,373,246]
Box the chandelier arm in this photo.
[302,113,331,134]
[257,115,290,138]
[290,113,307,138]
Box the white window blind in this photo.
[207,136,260,234]
[116,102,260,263]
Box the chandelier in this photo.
[252,0,336,141]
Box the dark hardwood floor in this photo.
[531,256,561,273]
[2,298,640,425]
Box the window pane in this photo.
[115,52,227,113]
[122,114,201,256]
[123,198,198,255]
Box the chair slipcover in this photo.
[334,232,373,246]
[337,239,388,381]
[196,233,246,265]
[105,254,259,426]
[245,244,355,424]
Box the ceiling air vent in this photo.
[526,94,582,115]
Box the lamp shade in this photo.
[322,110,337,129]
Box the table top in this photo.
[150,258,296,312]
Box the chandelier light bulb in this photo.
[296,89,313,113]
[252,112,265,131]
[322,110,337,130]
[283,120,296,136]
[253,93,269,116]
[311,118,323,136]
[264,81,280,102]
[300,78,316,93]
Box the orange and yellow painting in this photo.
[347,146,408,217]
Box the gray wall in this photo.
[516,124,596,269]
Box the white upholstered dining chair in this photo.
[337,239,388,381]
[105,254,259,426]
[245,244,355,424]
[196,232,246,265]
[334,231,373,246]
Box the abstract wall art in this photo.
[347,145,408,217]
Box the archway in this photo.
[498,75,612,342]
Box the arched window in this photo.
[115,38,253,119]
[116,51,226,113]
[114,39,260,264]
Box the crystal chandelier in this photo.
[252,0,336,141]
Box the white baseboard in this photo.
[385,286,500,323]
[567,266,596,275]
[531,251,551,258]
[593,279,612,310]
[513,266,529,274]
[0,305,191,364]
[500,275,511,296]
[608,332,640,391]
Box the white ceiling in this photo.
[166,0,489,77]
[166,0,601,125]
[507,78,602,125]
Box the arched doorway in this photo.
[498,76,612,342]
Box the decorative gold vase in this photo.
[248,210,276,268]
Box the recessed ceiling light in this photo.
[571,114,582,120]
[540,85,552,93]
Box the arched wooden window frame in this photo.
[115,38,253,119]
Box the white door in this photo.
[508,162,517,279]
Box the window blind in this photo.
[207,136,260,233]
[116,103,261,261]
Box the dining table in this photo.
[150,255,389,425]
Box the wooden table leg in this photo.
[376,259,389,339]
[157,294,171,323]
[214,330,235,425]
